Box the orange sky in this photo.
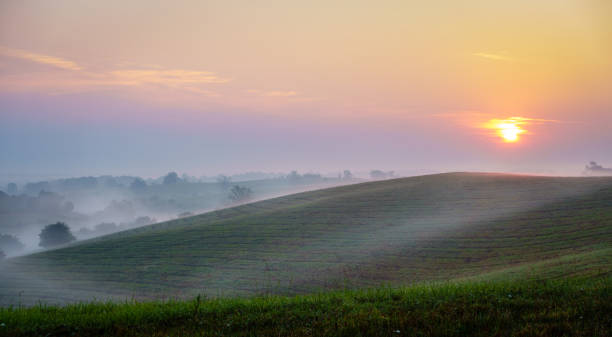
[0,0,611,177]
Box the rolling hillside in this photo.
[1,172,611,306]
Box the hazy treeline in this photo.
[0,169,390,256]
[584,161,612,176]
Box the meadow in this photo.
[1,277,610,336]
[0,172,611,335]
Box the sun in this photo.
[483,117,528,143]
[497,122,524,142]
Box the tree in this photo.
[287,171,301,184]
[216,175,231,188]
[0,250,5,260]
[0,234,25,255]
[39,222,76,248]
[229,185,253,203]
[370,170,395,180]
[343,170,353,181]
[163,172,180,185]
[130,177,147,192]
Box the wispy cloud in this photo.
[472,52,515,62]
[0,46,229,97]
[182,86,221,97]
[109,69,230,86]
[246,89,297,97]
[436,111,563,128]
[0,47,82,70]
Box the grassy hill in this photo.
[1,172,611,306]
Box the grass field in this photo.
[1,277,610,336]
[1,172,611,306]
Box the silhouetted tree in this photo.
[229,185,253,203]
[163,172,180,185]
[585,161,612,176]
[0,250,5,260]
[60,177,97,189]
[130,178,147,192]
[39,222,76,248]
[343,170,353,181]
[302,173,322,182]
[216,175,231,188]
[0,234,25,255]
[370,170,395,180]
[287,171,301,184]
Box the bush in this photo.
[163,172,180,185]
[39,222,76,248]
[130,178,147,192]
[229,185,253,203]
[0,234,25,255]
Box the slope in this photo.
[1,172,611,305]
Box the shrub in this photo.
[39,222,76,248]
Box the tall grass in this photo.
[1,278,610,336]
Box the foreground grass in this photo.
[1,278,610,337]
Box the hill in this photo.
[1,172,611,306]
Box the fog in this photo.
[0,162,604,258]
[0,170,368,256]
[1,170,610,306]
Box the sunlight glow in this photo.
[484,117,529,143]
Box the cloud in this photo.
[246,89,297,97]
[182,86,220,97]
[109,69,230,86]
[0,46,230,97]
[0,46,82,70]
[433,111,564,142]
[472,52,515,62]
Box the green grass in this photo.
[1,172,611,335]
[470,247,612,282]
[1,173,612,305]
[1,278,610,337]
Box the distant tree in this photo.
[130,178,147,192]
[163,172,180,185]
[181,173,198,183]
[39,222,76,248]
[229,185,253,203]
[0,234,25,255]
[0,250,5,260]
[287,171,301,184]
[216,175,231,188]
[60,177,98,189]
[302,173,322,182]
[6,183,17,195]
[370,170,395,180]
[24,181,50,195]
[585,161,612,176]
[342,170,353,181]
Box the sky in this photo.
[1,0,611,181]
